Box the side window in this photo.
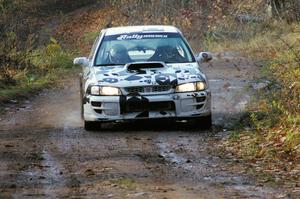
[88,35,101,61]
[95,41,109,65]
[176,45,185,58]
[178,39,192,61]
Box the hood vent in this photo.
[126,62,165,71]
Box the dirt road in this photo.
[0,54,290,199]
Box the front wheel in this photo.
[84,121,101,131]
[201,114,212,130]
[79,75,84,119]
[189,114,212,130]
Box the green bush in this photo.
[0,36,73,101]
[32,37,73,70]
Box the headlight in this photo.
[90,86,121,96]
[91,86,100,95]
[176,83,196,92]
[100,86,121,95]
[176,81,206,93]
[196,82,206,91]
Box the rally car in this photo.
[74,25,212,131]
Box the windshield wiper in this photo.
[94,63,125,66]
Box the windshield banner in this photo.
[104,33,179,41]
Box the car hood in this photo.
[91,62,205,87]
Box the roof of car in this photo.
[103,25,180,36]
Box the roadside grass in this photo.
[206,21,300,187]
[111,178,137,190]
[0,75,51,102]
[0,38,75,104]
[0,68,72,103]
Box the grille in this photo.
[125,101,175,113]
[125,87,144,93]
[125,85,172,94]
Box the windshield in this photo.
[94,32,195,66]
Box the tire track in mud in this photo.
[153,133,278,198]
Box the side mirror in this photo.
[73,57,89,67]
[196,52,213,63]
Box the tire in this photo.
[201,114,212,130]
[190,114,212,130]
[79,75,84,119]
[84,121,101,131]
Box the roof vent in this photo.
[126,62,165,71]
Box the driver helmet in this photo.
[109,44,129,64]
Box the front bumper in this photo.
[83,90,211,122]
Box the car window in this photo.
[94,33,195,66]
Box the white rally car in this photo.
[74,25,212,131]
